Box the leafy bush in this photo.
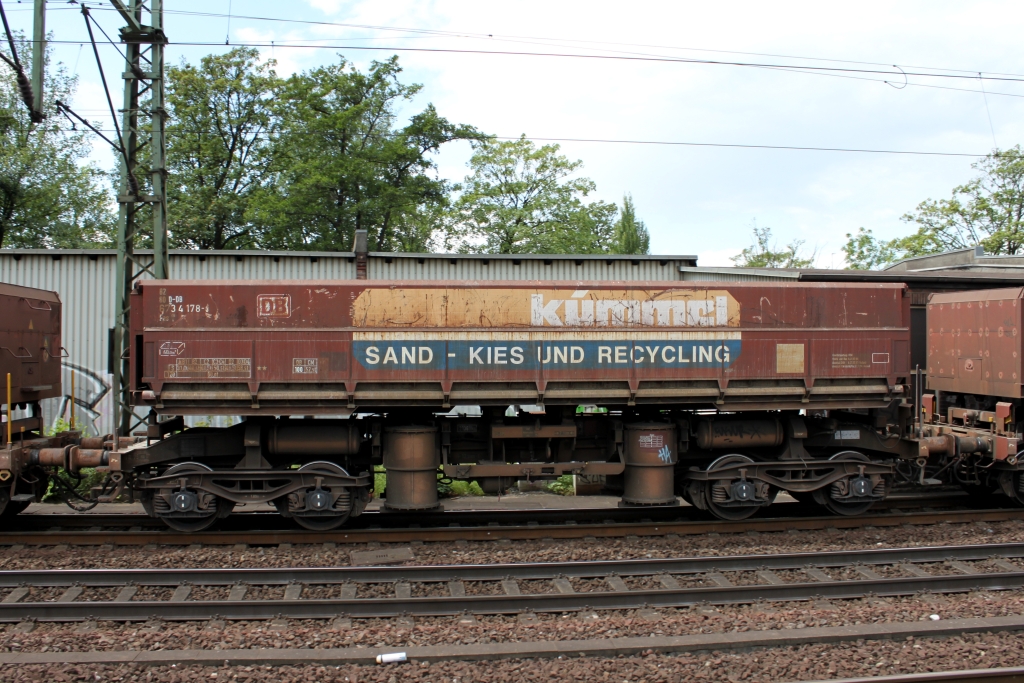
[547,475,575,496]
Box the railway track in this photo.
[4,541,1024,623]
[1,505,1021,546]
[8,488,974,531]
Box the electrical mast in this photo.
[110,0,168,436]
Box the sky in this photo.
[4,0,1024,266]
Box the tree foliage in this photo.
[843,148,1024,269]
[731,224,815,268]
[611,194,650,254]
[165,48,278,249]
[448,136,618,254]
[0,35,114,249]
[249,57,482,252]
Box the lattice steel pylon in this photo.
[111,0,167,437]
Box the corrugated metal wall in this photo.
[0,249,694,434]
[679,267,799,282]
[367,256,684,281]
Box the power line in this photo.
[62,4,1024,81]
[10,123,992,158]
[27,38,1024,85]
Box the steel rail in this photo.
[3,508,1022,546]
[3,541,1024,587]
[820,668,1024,683]
[4,571,1024,622]
[7,490,971,531]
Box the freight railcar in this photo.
[0,284,114,516]
[74,279,925,530]
[919,288,1024,502]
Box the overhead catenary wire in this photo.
[2,122,996,158]
[18,36,1024,86]
[50,3,1024,81]
[79,4,138,195]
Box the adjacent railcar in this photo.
[0,284,88,516]
[922,288,1024,502]
[104,280,916,529]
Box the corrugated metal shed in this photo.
[0,248,697,434]
[678,266,800,282]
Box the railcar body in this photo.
[923,288,1024,502]
[98,279,922,529]
[0,284,112,516]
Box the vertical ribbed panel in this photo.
[367,257,682,281]
[0,254,116,434]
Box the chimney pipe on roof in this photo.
[355,229,368,280]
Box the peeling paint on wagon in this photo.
[129,280,911,415]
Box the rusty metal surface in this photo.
[381,426,440,511]
[622,423,677,505]
[928,287,1024,398]
[129,280,911,414]
[0,283,62,406]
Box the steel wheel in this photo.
[812,451,881,516]
[156,462,226,533]
[704,454,774,521]
[279,462,354,531]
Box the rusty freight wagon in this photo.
[92,279,918,529]
[919,288,1024,503]
[0,283,115,516]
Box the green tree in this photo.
[842,147,1024,268]
[249,57,480,252]
[0,35,114,248]
[165,48,279,249]
[611,193,650,254]
[449,136,617,254]
[731,224,815,268]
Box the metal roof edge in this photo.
[882,247,976,271]
[0,249,697,262]
[677,266,801,279]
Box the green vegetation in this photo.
[445,136,618,254]
[0,43,652,253]
[731,224,815,268]
[843,147,1024,269]
[0,34,114,249]
[546,475,575,496]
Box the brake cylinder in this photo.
[695,419,784,450]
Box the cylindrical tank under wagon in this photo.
[93,279,919,528]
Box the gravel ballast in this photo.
[1,590,1022,653]
[0,519,1021,571]
[6,630,1024,682]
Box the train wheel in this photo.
[812,452,883,516]
[277,462,354,531]
[703,454,775,521]
[155,462,227,533]
[997,470,1024,506]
